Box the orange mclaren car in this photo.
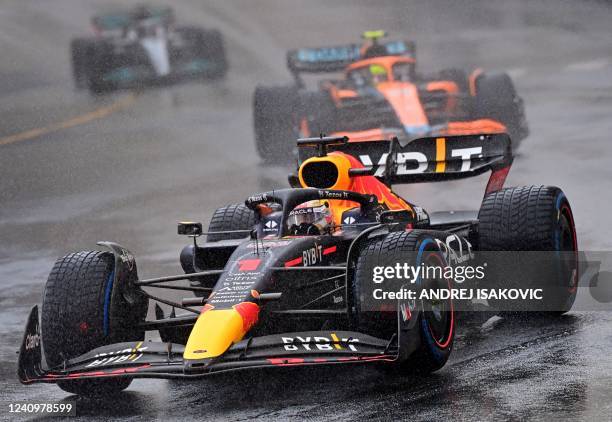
[253,31,528,161]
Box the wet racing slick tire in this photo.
[437,68,469,92]
[474,72,529,147]
[352,230,455,374]
[70,38,94,89]
[297,90,338,136]
[177,27,228,79]
[202,29,228,79]
[207,204,256,241]
[86,41,115,94]
[478,186,578,314]
[41,251,148,396]
[253,85,300,162]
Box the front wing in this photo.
[18,306,397,384]
[100,59,224,86]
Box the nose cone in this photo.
[140,36,170,76]
[183,302,259,360]
[377,81,429,129]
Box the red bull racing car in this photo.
[18,133,576,397]
[70,5,227,93]
[253,31,528,161]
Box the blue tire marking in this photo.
[415,238,446,362]
[103,269,115,337]
[415,238,434,283]
[555,192,565,210]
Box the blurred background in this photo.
[1,0,611,419]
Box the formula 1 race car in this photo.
[70,5,227,93]
[18,133,576,397]
[253,31,528,161]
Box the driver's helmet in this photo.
[369,64,388,84]
[287,200,332,235]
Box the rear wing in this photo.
[91,7,174,32]
[297,133,513,195]
[287,40,415,75]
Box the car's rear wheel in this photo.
[207,204,256,242]
[178,27,228,79]
[478,185,578,314]
[253,85,300,162]
[438,68,469,92]
[298,91,338,135]
[474,72,529,146]
[70,38,93,89]
[86,42,115,94]
[202,30,228,79]
[41,251,148,395]
[352,230,455,374]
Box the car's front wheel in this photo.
[352,230,455,374]
[41,251,148,395]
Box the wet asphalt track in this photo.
[1,0,612,420]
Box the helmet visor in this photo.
[287,204,327,229]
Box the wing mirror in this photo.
[288,173,301,188]
[178,222,203,236]
[378,210,414,225]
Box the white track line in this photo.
[564,58,610,72]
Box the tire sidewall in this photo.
[413,236,455,367]
[352,231,455,371]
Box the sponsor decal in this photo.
[246,193,268,204]
[263,220,279,232]
[247,240,292,249]
[303,244,323,266]
[435,234,474,265]
[119,248,135,271]
[282,334,360,352]
[318,190,349,200]
[86,342,147,367]
[238,259,261,272]
[412,206,429,223]
[296,45,360,63]
[343,216,356,225]
[286,244,335,267]
[209,265,261,304]
[224,272,261,282]
[357,145,484,177]
[452,147,482,171]
[289,207,315,216]
[25,332,40,351]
